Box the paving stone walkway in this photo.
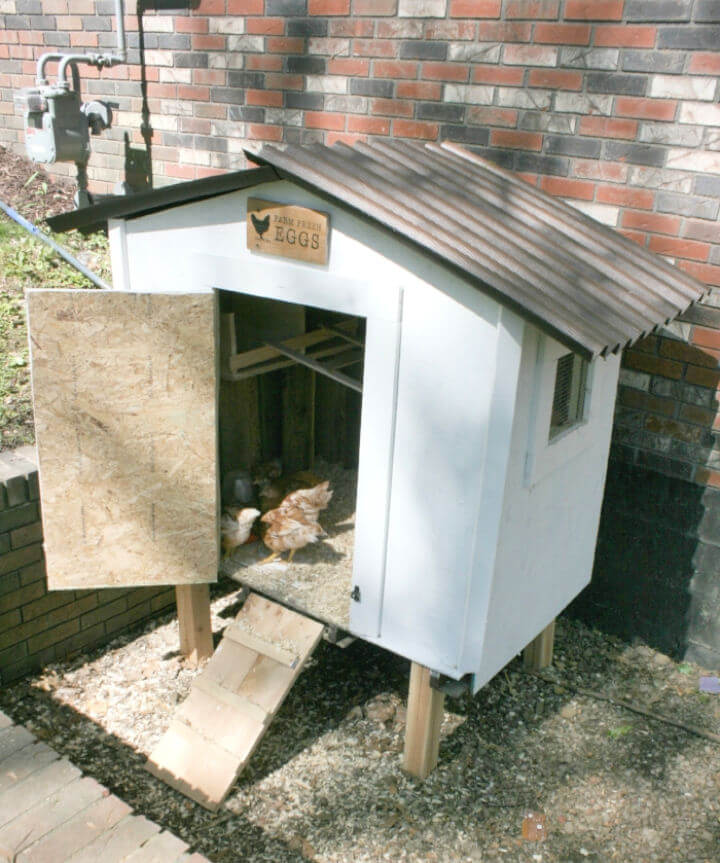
[0,709,211,863]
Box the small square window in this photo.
[549,352,588,440]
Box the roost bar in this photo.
[33,141,706,803]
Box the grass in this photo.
[0,212,111,450]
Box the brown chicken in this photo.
[254,463,324,513]
[221,507,260,558]
[258,481,333,565]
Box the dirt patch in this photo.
[0,144,76,223]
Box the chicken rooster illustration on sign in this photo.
[251,212,270,240]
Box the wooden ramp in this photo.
[146,593,324,811]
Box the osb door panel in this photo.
[27,290,218,589]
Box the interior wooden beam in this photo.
[176,584,214,666]
[523,619,556,670]
[403,663,445,780]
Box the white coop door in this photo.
[27,289,219,590]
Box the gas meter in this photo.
[15,85,91,165]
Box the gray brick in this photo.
[80,597,128,629]
[0,535,8,556]
[104,601,157,637]
[0,642,29,672]
[227,71,264,88]
[299,129,324,145]
[586,72,647,96]
[286,56,326,75]
[651,377,715,407]
[82,15,111,30]
[324,95,368,113]
[694,175,720,198]
[417,102,464,122]
[560,46,619,70]
[656,190,719,220]
[398,40,446,60]
[43,32,71,47]
[0,573,20,598]
[267,0,307,13]
[625,0,691,20]
[514,152,569,176]
[211,87,245,105]
[286,92,323,110]
[288,18,326,36]
[0,502,39,533]
[156,34,192,50]
[228,105,265,122]
[55,622,105,658]
[545,135,602,158]
[10,521,42,549]
[350,78,394,97]
[4,15,30,27]
[696,0,720,21]
[151,590,175,612]
[193,135,228,153]
[637,451,694,481]
[174,52,208,68]
[21,590,76,623]
[603,141,666,167]
[0,543,43,577]
[639,123,703,147]
[658,25,720,49]
[621,50,685,74]
[20,561,45,585]
[520,112,576,134]
[0,608,21,633]
[27,618,80,654]
[15,0,41,11]
[440,125,490,146]
[4,476,28,508]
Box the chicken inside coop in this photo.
[217,291,364,630]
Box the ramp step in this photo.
[146,593,324,810]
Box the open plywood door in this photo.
[27,290,219,589]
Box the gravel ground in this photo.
[0,585,719,863]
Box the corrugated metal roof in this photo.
[251,140,706,358]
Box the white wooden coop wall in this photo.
[107,180,619,685]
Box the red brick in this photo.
[695,467,720,488]
[624,350,683,379]
[147,82,176,98]
[373,60,418,78]
[353,0,396,13]
[692,327,720,350]
[632,334,658,355]
[247,17,285,34]
[247,88,283,107]
[329,58,370,75]
[572,159,627,182]
[306,111,346,131]
[393,119,438,139]
[396,81,442,100]
[178,84,210,100]
[596,185,653,209]
[490,129,542,150]
[193,69,226,84]
[196,167,227,178]
[166,163,197,180]
[540,176,595,201]
[528,68,581,89]
[174,17,209,33]
[265,73,304,89]
[579,116,638,139]
[425,21,476,39]
[309,0,350,12]
[248,123,284,141]
[180,116,211,134]
[327,131,367,146]
[684,220,720,244]
[660,339,719,369]
[354,39,396,57]
[195,0,225,12]
[348,115,391,135]
[330,19,373,35]
[615,97,677,121]
[192,34,225,49]
[679,403,716,426]
[504,43,557,64]
[565,0,623,19]
[534,22,590,43]
[677,261,720,288]
[473,65,525,84]
[688,52,720,75]
[649,235,710,262]
[476,21,531,40]
[467,105,518,127]
[621,229,646,245]
[449,0,501,16]
[70,32,99,46]
[506,0,558,16]
[685,365,720,388]
[56,15,83,29]
[227,0,263,11]
[595,25,656,47]
[371,97,414,116]
[622,209,680,235]
[619,387,676,418]
[266,37,305,53]
[247,55,283,71]
[422,62,469,82]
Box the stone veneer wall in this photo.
[0,447,176,684]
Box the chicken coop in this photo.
[33,141,706,805]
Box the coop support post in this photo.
[523,619,556,670]
[176,584,213,665]
[403,663,445,780]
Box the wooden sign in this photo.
[247,198,329,265]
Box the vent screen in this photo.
[550,352,588,440]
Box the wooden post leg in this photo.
[176,584,214,666]
[403,663,445,780]
[523,619,556,670]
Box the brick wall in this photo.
[2,0,720,658]
[0,447,176,684]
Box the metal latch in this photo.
[350,585,361,602]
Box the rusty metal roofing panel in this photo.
[250,141,707,357]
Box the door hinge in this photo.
[350,585,361,602]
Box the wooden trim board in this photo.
[146,594,324,810]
